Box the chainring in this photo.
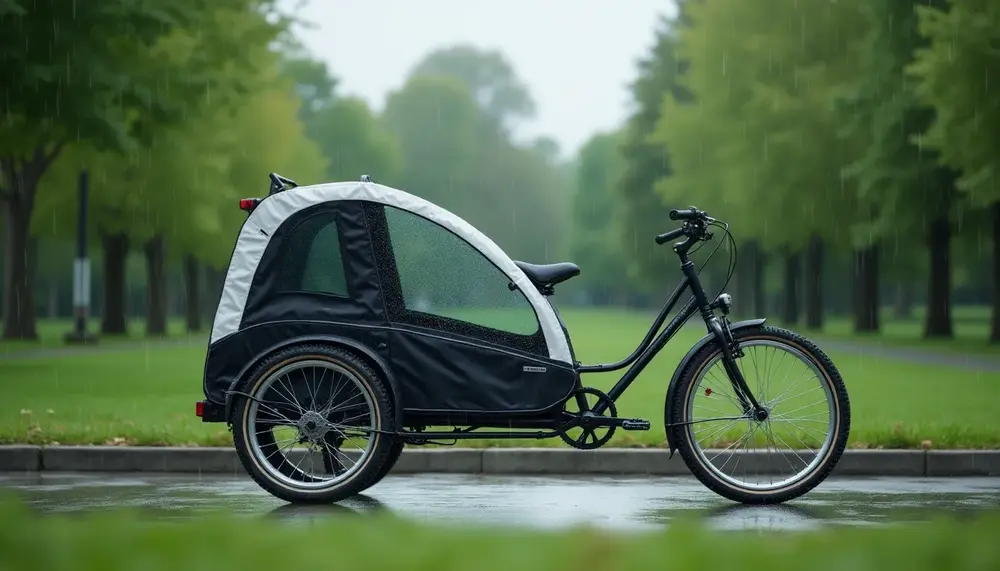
[559,387,618,450]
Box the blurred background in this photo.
[0,0,997,348]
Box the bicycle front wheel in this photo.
[667,324,850,504]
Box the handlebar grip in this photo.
[655,227,686,245]
[669,207,700,221]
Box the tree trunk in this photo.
[893,282,913,319]
[782,248,801,325]
[1,196,38,340]
[853,245,880,333]
[923,215,953,338]
[101,233,129,335]
[183,254,201,333]
[202,265,225,322]
[144,234,168,337]
[991,201,1000,344]
[803,234,824,331]
[1,147,65,339]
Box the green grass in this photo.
[1,308,998,448]
[0,497,998,571]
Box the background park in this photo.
[1,0,1000,569]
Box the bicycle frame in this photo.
[578,241,764,417]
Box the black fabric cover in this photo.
[241,200,384,329]
[390,327,576,413]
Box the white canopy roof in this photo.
[210,180,574,364]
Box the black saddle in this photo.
[514,261,580,288]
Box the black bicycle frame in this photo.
[578,249,763,416]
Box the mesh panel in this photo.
[384,206,539,336]
[277,213,348,296]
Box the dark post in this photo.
[65,170,98,344]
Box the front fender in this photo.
[663,318,766,455]
[223,334,404,429]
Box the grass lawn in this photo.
[0,497,998,571]
[1,309,998,448]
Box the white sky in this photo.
[288,0,677,159]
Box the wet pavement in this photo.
[1,472,998,531]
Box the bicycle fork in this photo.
[707,316,767,421]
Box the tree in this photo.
[409,45,536,133]
[382,75,484,213]
[909,0,1000,342]
[836,0,958,338]
[0,0,286,339]
[281,51,401,184]
[653,0,866,328]
[570,131,630,304]
[615,11,691,295]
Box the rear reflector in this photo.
[195,401,204,417]
[239,198,260,212]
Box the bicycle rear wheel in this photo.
[667,324,850,504]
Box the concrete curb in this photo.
[1,446,998,477]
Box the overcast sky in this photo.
[288,0,677,159]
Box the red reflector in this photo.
[195,401,204,417]
[239,198,259,212]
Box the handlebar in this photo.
[654,206,717,246]
[654,227,686,245]
[669,207,701,221]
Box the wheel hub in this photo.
[297,410,329,441]
[754,407,769,422]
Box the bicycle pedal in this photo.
[621,419,651,431]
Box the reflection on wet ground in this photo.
[2,472,998,531]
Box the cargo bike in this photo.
[196,173,851,506]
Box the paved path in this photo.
[818,339,1000,373]
[2,472,998,531]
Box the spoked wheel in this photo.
[667,325,850,504]
[231,344,397,504]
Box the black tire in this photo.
[667,325,850,504]
[231,344,397,504]
[368,440,404,487]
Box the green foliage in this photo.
[306,97,402,183]
[909,0,1000,204]
[615,13,688,290]
[383,75,483,208]
[383,70,570,263]
[830,0,957,246]
[652,0,867,250]
[280,51,401,184]
[0,0,284,158]
[409,44,537,132]
[570,131,630,300]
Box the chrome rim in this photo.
[684,339,837,492]
[246,359,377,490]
